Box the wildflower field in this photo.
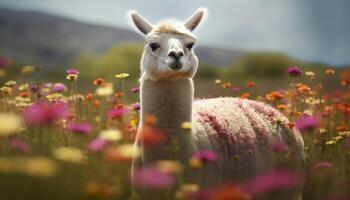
[0,63,350,200]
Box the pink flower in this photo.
[131,86,140,93]
[132,167,175,189]
[66,69,79,75]
[314,161,332,170]
[66,123,93,135]
[287,66,302,77]
[52,83,67,93]
[88,138,108,152]
[108,107,129,119]
[193,150,218,162]
[242,170,302,197]
[132,102,140,111]
[296,115,319,132]
[10,138,31,153]
[23,101,69,125]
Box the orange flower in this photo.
[93,78,105,86]
[277,104,287,110]
[222,82,232,89]
[246,81,256,88]
[325,68,335,75]
[240,93,250,99]
[336,125,348,132]
[19,91,29,98]
[114,92,124,98]
[93,100,101,108]
[341,79,350,86]
[85,93,94,101]
[266,91,285,101]
[297,84,311,93]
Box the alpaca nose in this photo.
[168,50,184,60]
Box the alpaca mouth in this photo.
[169,61,183,71]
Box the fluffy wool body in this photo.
[129,8,305,199]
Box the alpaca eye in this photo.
[186,42,195,50]
[149,43,160,51]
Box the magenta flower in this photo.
[88,138,108,152]
[314,161,332,170]
[193,150,218,162]
[131,86,140,93]
[43,82,53,88]
[66,69,79,75]
[296,115,319,132]
[287,66,302,77]
[0,55,11,69]
[52,83,67,93]
[10,138,31,153]
[66,123,93,135]
[132,102,141,111]
[23,101,69,125]
[242,170,302,197]
[108,107,129,119]
[132,167,175,189]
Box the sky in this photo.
[0,0,349,66]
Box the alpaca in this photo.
[129,8,305,199]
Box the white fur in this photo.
[129,8,304,199]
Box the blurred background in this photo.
[0,0,349,96]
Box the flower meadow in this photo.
[0,64,350,200]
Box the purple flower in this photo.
[88,138,108,152]
[132,102,140,111]
[108,107,129,119]
[193,150,218,162]
[295,115,319,132]
[66,123,93,135]
[131,86,140,93]
[52,83,67,93]
[23,101,69,125]
[242,170,302,197]
[314,161,332,170]
[132,167,175,189]
[10,138,31,153]
[43,82,53,88]
[66,69,79,75]
[287,66,302,77]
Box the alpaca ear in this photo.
[128,10,153,35]
[184,8,207,31]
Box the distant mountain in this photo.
[0,8,241,68]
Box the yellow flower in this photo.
[156,160,183,174]
[115,144,140,159]
[66,74,78,81]
[5,80,16,87]
[99,129,123,141]
[19,83,29,91]
[214,79,222,84]
[0,69,6,77]
[0,113,23,136]
[181,121,192,130]
[115,73,130,79]
[21,65,37,75]
[53,147,85,163]
[23,157,57,177]
[319,129,327,134]
[0,157,57,177]
[189,158,203,168]
[325,140,336,145]
[325,68,335,75]
[95,86,114,96]
[305,71,315,79]
[0,86,12,95]
[175,183,200,199]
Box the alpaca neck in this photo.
[140,77,195,163]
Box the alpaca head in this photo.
[129,8,207,81]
